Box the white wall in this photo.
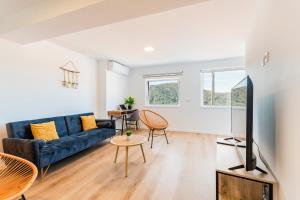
[0,39,98,151]
[106,70,128,111]
[96,60,129,131]
[96,60,108,119]
[246,0,300,198]
[128,57,244,135]
[97,60,129,115]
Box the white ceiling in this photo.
[0,0,205,43]
[0,0,38,18]
[51,0,255,67]
[0,0,255,67]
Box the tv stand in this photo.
[223,136,242,143]
[216,142,276,200]
[228,164,268,174]
[217,137,246,148]
[228,164,244,170]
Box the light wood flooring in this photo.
[26,130,217,200]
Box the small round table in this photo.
[110,135,147,177]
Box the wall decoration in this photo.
[59,60,80,89]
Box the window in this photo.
[201,69,246,107]
[145,79,180,106]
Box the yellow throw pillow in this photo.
[30,121,59,141]
[81,115,98,131]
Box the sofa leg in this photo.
[40,164,51,180]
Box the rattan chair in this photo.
[0,152,38,200]
[139,110,169,148]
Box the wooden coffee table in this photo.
[110,135,147,177]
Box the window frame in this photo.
[144,77,181,107]
[200,67,246,109]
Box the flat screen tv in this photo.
[230,76,267,173]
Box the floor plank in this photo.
[26,130,217,200]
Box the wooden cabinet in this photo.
[217,172,272,200]
[216,141,276,200]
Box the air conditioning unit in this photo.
[108,61,129,76]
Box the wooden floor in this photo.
[26,130,217,200]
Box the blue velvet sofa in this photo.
[3,113,116,171]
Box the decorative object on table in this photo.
[119,104,127,110]
[111,135,147,177]
[125,110,140,130]
[124,96,135,110]
[139,110,169,148]
[60,60,80,89]
[0,152,38,200]
[125,129,133,141]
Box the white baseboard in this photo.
[138,127,230,136]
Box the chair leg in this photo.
[136,121,138,130]
[163,129,169,144]
[148,130,151,141]
[151,130,154,148]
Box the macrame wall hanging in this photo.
[59,60,80,89]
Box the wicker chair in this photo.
[139,110,169,148]
[0,152,38,200]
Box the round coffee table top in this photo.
[110,135,147,147]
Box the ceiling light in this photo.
[144,46,154,52]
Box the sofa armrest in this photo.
[96,119,116,129]
[2,138,44,167]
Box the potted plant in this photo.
[126,129,133,141]
[124,96,135,110]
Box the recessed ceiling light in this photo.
[144,46,154,52]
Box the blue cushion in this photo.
[64,113,94,135]
[6,116,68,139]
[38,128,115,168]
[39,136,79,168]
[74,128,116,141]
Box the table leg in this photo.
[111,115,113,120]
[121,115,125,135]
[114,146,119,163]
[140,144,146,163]
[125,146,128,177]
